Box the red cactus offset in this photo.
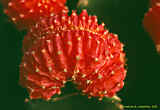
[20,10,126,100]
[143,4,160,53]
[2,0,68,30]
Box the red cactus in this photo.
[143,4,160,52]
[20,10,126,100]
[2,0,68,30]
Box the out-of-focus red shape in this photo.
[143,3,160,53]
[150,0,160,7]
[1,0,68,30]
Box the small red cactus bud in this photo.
[2,0,68,30]
[20,10,126,100]
[143,4,160,53]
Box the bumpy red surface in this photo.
[143,4,160,52]
[20,10,126,100]
[2,0,68,30]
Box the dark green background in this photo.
[0,0,160,110]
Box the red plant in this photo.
[143,3,160,52]
[150,0,160,7]
[20,10,126,100]
[2,0,68,30]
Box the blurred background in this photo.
[0,0,160,110]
